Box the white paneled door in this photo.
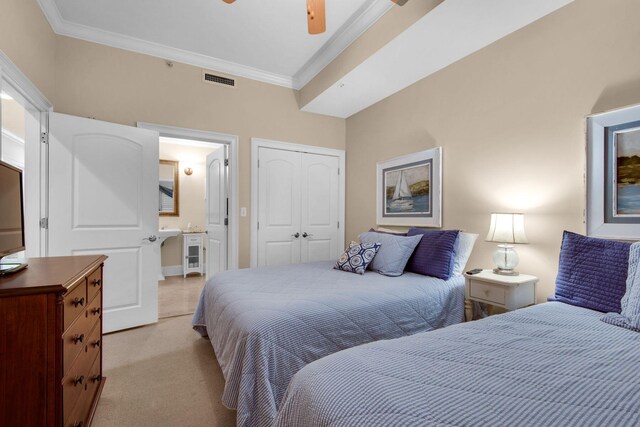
[257,148,301,267]
[48,113,159,333]
[300,153,340,263]
[205,146,227,279]
[257,147,340,267]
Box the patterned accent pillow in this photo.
[602,242,640,331]
[554,231,630,313]
[334,241,381,275]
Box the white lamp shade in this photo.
[486,213,528,244]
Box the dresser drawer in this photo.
[62,310,92,375]
[86,354,103,408]
[87,267,102,304]
[62,348,96,423]
[86,322,102,365]
[64,388,88,427]
[86,290,102,328]
[469,280,506,305]
[63,280,87,331]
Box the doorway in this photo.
[138,123,238,319]
[0,53,51,261]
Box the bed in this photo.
[192,260,465,427]
[274,301,640,426]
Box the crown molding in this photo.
[292,0,393,90]
[36,0,293,88]
[37,0,391,91]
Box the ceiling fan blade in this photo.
[307,0,326,35]
[391,0,409,5]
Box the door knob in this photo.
[302,232,313,238]
[143,235,158,242]
[291,233,300,239]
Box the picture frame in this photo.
[587,103,640,239]
[376,147,442,227]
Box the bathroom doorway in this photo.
[138,123,239,319]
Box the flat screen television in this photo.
[0,159,27,275]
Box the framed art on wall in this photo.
[376,147,442,227]
[587,103,640,239]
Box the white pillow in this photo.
[452,232,478,276]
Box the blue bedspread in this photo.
[192,261,464,427]
[275,302,640,426]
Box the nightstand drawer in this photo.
[469,280,506,305]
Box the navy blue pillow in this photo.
[405,228,459,280]
[554,231,631,313]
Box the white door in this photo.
[48,113,159,333]
[300,153,340,263]
[257,147,301,267]
[205,146,227,279]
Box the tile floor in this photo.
[158,274,206,319]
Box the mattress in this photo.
[192,261,465,427]
[275,301,640,427]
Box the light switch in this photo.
[240,207,247,217]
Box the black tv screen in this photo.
[0,160,25,258]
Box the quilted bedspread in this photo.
[192,261,464,427]
[275,302,640,427]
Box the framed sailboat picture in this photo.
[376,147,442,227]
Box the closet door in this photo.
[300,153,340,263]
[257,148,302,267]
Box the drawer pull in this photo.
[73,334,85,344]
[73,375,85,386]
[74,421,84,427]
[92,339,101,348]
[72,297,85,307]
[91,307,101,316]
[92,278,102,287]
[91,374,103,383]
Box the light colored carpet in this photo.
[93,315,235,427]
[158,275,206,319]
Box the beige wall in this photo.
[53,36,345,268]
[158,141,220,267]
[0,0,56,101]
[345,0,640,301]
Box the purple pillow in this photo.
[554,231,631,313]
[405,228,460,280]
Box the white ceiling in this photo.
[303,0,574,118]
[38,0,392,88]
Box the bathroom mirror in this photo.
[159,159,179,216]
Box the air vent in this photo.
[202,71,236,88]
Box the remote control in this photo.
[466,268,483,275]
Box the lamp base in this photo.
[492,244,520,276]
[493,268,519,276]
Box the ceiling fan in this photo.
[222,0,409,35]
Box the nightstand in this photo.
[464,270,538,321]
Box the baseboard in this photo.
[162,265,184,277]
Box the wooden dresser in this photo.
[0,255,107,427]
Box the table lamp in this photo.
[486,213,528,276]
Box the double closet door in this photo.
[257,147,341,267]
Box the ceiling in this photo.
[303,0,574,118]
[38,0,392,88]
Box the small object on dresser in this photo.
[466,268,483,275]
